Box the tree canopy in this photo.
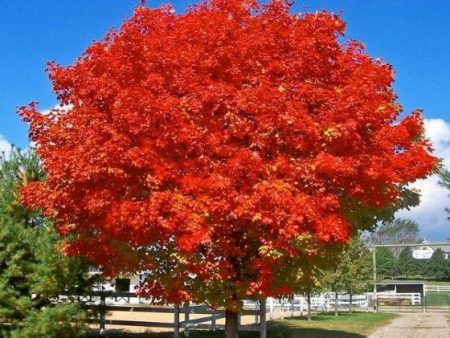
[369,219,421,246]
[20,0,437,316]
[339,237,371,298]
[322,236,371,316]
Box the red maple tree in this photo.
[20,0,437,335]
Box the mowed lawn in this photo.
[266,312,397,338]
[88,312,398,338]
[425,292,450,306]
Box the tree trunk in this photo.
[349,292,353,314]
[307,293,312,321]
[225,307,239,338]
[334,290,339,317]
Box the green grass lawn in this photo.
[87,312,398,338]
[425,280,450,286]
[266,312,398,338]
[425,292,450,306]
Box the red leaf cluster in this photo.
[19,0,437,304]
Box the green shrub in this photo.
[11,304,87,338]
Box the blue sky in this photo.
[0,0,449,239]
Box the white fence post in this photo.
[280,299,284,320]
[269,297,274,320]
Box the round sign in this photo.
[412,246,434,259]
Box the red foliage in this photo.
[19,0,436,304]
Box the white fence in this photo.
[424,285,450,294]
[244,293,370,319]
[376,292,421,305]
[81,293,370,311]
[326,293,368,308]
[62,291,434,311]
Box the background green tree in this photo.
[295,266,322,321]
[340,237,372,313]
[369,219,421,257]
[0,149,44,330]
[322,266,343,317]
[396,247,422,279]
[0,149,96,337]
[375,247,396,280]
[321,236,372,316]
[425,249,449,280]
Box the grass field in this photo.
[425,280,450,286]
[87,312,398,338]
[425,293,450,306]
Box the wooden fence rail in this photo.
[93,303,262,337]
[52,292,268,337]
[48,291,370,336]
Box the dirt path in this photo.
[369,312,449,338]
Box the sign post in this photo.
[372,247,377,311]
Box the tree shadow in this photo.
[268,313,372,337]
[268,325,367,338]
[87,328,257,337]
[290,328,366,338]
[86,330,254,338]
[282,312,362,321]
[87,313,373,338]
[87,326,367,338]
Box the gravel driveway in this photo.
[369,312,449,338]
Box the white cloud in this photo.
[41,103,73,116]
[0,134,12,160]
[424,118,450,168]
[397,118,450,241]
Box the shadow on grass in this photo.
[86,330,367,338]
[282,312,372,321]
[86,330,255,338]
[86,313,378,338]
[87,326,366,338]
[269,323,367,338]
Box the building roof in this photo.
[378,280,425,285]
[429,244,450,253]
